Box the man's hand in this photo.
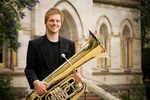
[74,72,84,83]
[33,80,48,95]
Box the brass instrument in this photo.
[26,30,109,100]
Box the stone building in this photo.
[0,0,142,99]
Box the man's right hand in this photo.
[33,80,48,95]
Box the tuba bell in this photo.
[26,30,109,100]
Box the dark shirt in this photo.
[47,39,61,72]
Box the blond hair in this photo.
[44,8,64,24]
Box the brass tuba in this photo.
[26,30,109,100]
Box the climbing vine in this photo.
[0,0,39,50]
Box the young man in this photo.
[24,8,75,95]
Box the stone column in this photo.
[11,49,17,67]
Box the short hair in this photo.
[44,8,64,24]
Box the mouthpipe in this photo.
[61,53,72,66]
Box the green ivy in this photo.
[140,0,150,74]
[0,74,17,100]
[0,0,39,51]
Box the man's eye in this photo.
[49,19,54,22]
[56,20,60,22]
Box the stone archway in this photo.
[54,1,84,43]
[60,10,78,42]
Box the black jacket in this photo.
[24,35,75,89]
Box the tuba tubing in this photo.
[26,30,109,100]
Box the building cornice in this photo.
[93,0,140,8]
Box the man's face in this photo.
[46,14,62,34]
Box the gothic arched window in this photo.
[97,23,110,71]
[120,25,132,71]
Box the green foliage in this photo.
[120,75,146,100]
[142,48,150,70]
[0,0,39,50]
[0,74,18,100]
[119,90,129,100]
[140,0,150,49]
[130,75,146,100]
[139,0,150,71]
